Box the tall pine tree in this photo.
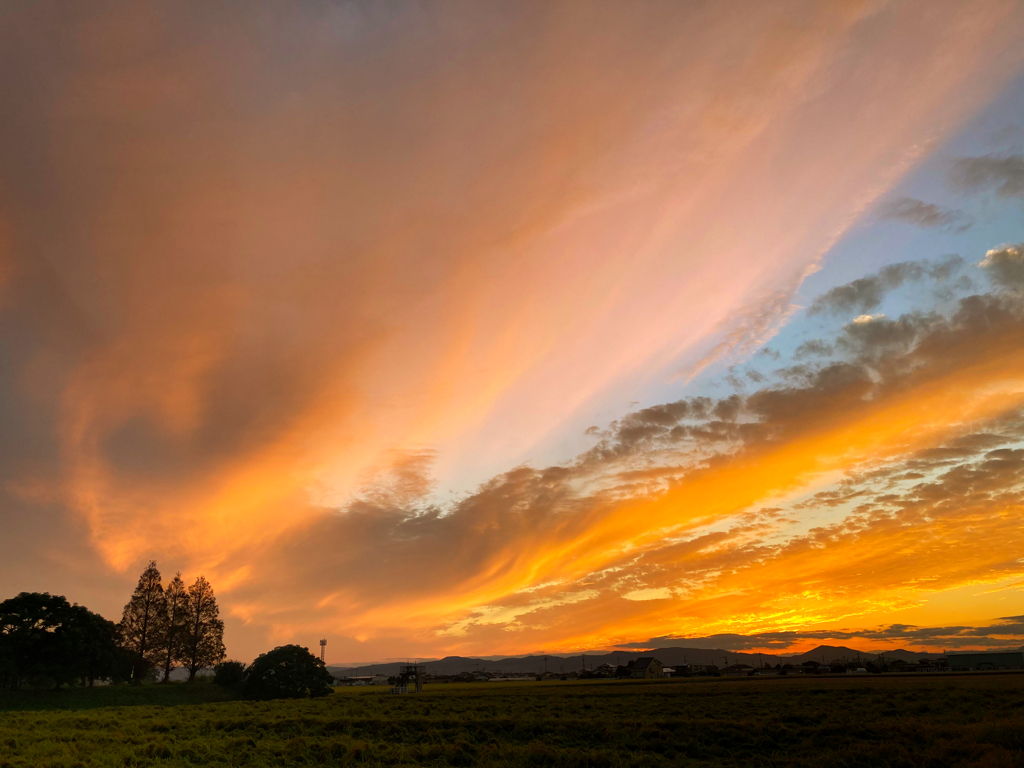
[179,576,225,682]
[118,561,167,685]
[160,573,188,683]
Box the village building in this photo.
[628,657,664,679]
[722,664,755,677]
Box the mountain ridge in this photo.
[328,643,1006,677]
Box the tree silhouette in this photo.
[118,561,167,685]
[160,573,188,683]
[244,645,333,700]
[60,604,125,686]
[0,593,120,689]
[179,576,225,682]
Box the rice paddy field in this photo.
[1,675,1022,767]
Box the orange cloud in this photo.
[216,283,1024,660]
[2,1,1024,663]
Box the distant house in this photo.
[628,657,664,679]
[676,664,719,676]
[722,664,754,677]
[371,674,390,685]
[341,676,374,686]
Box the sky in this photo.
[2,0,1024,665]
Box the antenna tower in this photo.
[319,638,327,664]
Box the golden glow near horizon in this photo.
[2,1,1024,663]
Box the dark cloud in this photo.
[793,339,834,359]
[580,278,1024,471]
[807,257,961,316]
[929,256,966,281]
[951,154,1024,198]
[835,312,937,355]
[878,196,972,231]
[620,616,1024,652]
[980,243,1024,289]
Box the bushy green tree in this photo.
[60,604,124,686]
[0,593,120,689]
[118,561,167,685]
[0,592,69,688]
[213,660,247,688]
[244,645,334,700]
[179,576,225,682]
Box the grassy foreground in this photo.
[0,681,233,712]
[1,676,1022,767]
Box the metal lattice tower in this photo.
[320,638,327,663]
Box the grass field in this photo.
[1,675,1022,767]
[0,681,233,712]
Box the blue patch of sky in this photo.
[694,70,1024,392]
[807,71,1024,289]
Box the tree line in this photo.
[0,561,225,689]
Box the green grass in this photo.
[1,676,1022,767]
[0,681,237,712]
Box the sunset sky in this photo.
[2,0,1024,665]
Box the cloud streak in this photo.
[878,197,973,232]
[952,155,1024,198]
[807,257,962,316]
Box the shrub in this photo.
[243,645,333,700]
[213,660,247,688]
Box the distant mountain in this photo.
[329,646,783,677]
[866,648,944,663]
[764,645,945,664]
[783,645,878,664]
[328,643,965,677]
